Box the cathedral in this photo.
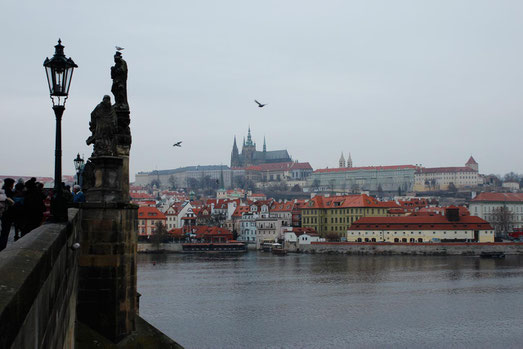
[230,128,292,168]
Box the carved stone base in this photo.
[84,156,124,203]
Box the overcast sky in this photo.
[2,0,523,181]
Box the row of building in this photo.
[134,187,516,247]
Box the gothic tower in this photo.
[339,152,346,168]
[242,126,257,167]
[231,136,241,167]
[347,153,353,168]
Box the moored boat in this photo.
[480,251,505,259]
[182,242,247,254]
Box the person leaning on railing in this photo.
[0,178,15,251]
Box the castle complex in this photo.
[231,127,292,167]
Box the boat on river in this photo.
[182,242,247,254]
[480,251,505,259]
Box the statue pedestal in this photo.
[77,203,137,342]
[84,156,125,203]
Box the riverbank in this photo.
[138,242,523,256]
[301,242,523,255]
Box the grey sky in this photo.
[1,0,523,181]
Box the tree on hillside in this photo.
[291,184,303,192]
[377,184,384,199]
[448,182,457,193]
[168,175,177,190]
[150,179,161,189]
[503,172,521,182]
[311,179,320,191]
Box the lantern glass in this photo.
[43,40,77,106]
[74,154,84,172]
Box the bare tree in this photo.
[491,205,514,239]
[151,221,169,251]
[168,175,176,190]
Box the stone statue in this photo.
[111,52,128,110]
[86,95,118,156]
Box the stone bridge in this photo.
[0,208,181,349]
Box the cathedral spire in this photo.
[231,136,240,167]
[339,152,346,168]
[246,126,253,146]
[263,136,266,152]
[347,152,353,168]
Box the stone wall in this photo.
[300,242,523,255]
[0,209,80,349]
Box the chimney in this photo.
[445,207,460,222]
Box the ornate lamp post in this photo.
[44,39,78,221]
[73,153,85,186]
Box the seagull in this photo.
[173,141,182,147]
[115,46,125,51]
[255,100,267,108]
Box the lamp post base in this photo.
[49,192,68,222]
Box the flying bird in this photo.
[173,141,182,147]
[115,46,125,51]
[254,100,267,108]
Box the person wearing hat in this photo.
[0,178,15,251]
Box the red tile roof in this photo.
[232,206,251,217]
[315,165,416,173]
[271,202,295,212]
[138,206,166,219]
[349,214,492,231]
[302,194,398,209]
[466,156,478,165]
[286,227,318,237]
[418,206,470,216]
[472,192,523,202]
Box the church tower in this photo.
[230,136,241,167]
[465,156,478,172]
[339,152,346,168]
[347,153,353,168]
[242,126,257,167]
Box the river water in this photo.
[137,253,523,349]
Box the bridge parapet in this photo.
[0,209,80,349]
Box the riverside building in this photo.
[470,192,523,232]
[347,207,494,242]
[300,194,400,235]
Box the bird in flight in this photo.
[115,46,125,51]
[255,100,267,108]
[173,141,182,147]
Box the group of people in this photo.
[0,178,85,252]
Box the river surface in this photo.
[138,253,523,349]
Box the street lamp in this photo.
[73,153,85,186]
[44,39,78,221]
